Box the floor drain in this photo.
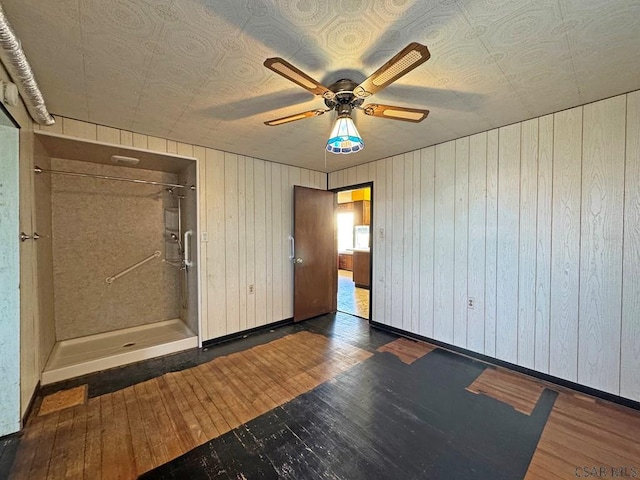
[122,342,136,348]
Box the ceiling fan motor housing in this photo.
[324,79,364,111]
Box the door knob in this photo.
[20,232,31,242]
[294,258,303,264]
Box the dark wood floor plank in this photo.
[46,406,74,480]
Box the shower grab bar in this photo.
[106,250,161,284]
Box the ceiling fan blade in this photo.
[264,109,327,126]
[362,104,430,123]
[264,58,335,100]
[353,42,431,99]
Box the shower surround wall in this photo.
[51,158,180,340]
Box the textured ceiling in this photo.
[3,0,640,172]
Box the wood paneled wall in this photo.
[203,152,326,339]
[36,117,327,343]
[329,91,640,402]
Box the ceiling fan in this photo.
[263,42,431,130]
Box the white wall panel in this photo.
[518,119,539,369]
[373,159,387,324]
[410,152,422,333]
[496,123,521,363]
[391,157,405,330]
[622,91,640,402]
[454,138,469,348]
[550,106,582,382]
[418,148,435,338]
[578,96,626,395]
[467,133,487,354]
[402,155,414,332]
[434,142,456,343]
[485,129,499,356]
[535,115,554,373]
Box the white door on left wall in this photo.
[0,114,21,436]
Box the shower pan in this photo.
[34,131,200,385]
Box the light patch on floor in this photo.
[337,269,369,318]
[377,337,435,364]
[38,385,87,416]
[466,368,544,415]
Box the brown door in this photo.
[293,186,337,321]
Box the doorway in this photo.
[335,184,372,319]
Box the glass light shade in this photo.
[326,116,364,154]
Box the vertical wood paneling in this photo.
[467,133,487,353]
[391,157,405,329]
[356,164,369,184]
[454,138,469,348]
[253,160,267,327]
[282,167,295,319]
[550,106,582,382]
[535,115,554,373]
[264,162,273,325]
[347,167,357,186]
[270,164,283,321]
[96,125,120,144]
[622,91,640,401]
[496,123,521,363]
[402,155,413,331]
[485,129,499,356]
[411,151,421,332]
[419,147,435,338]
[132,133,148,149]
[193,146,207,340]
[62,118,97,140]
[120,130,133,146]
[148,136,168,153]
[205,149,226,339]
[434,142,456,343]
[373,159,387,324]
[578,96,626,394]
[177,143,193,158]
[384,159,394,326]
[237,157,247,332]
[518,119,538,369]
[224,153,240,334]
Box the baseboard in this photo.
[21,381,40,427]
[370,320,640,412]
[202,317,294,348]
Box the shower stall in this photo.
[33,132,199,384]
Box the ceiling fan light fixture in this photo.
[326,114,364,155]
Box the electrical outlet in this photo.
[201,231,208,242]
[248,284,255,294]
[467,298,475,310]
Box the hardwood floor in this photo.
[10,331,371,479]
[466,367,545,415]
[5,313,640,479]
[337,269,369,318]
